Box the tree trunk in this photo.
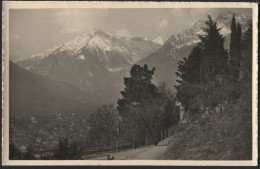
[132,137,135,149]
[115,140,118,152]
[145,135,148,147]
[200,65,203,95]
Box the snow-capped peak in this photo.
[87,35,112,52]
[17,28,160,70]
[152,36,165,45]
[26,29,107,60]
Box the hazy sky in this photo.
[10,8,251,61]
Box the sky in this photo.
[9,8,251,61]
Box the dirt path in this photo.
[83,138,170,160]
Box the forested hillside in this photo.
[166,15,252,160]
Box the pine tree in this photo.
[117,64,157,116]
[160,99,180,130]
[230,14,237,65]
[236,23,242,79]
[117,64,161,145]
[229,14,242,81]
[241,21,252,78]
[199,15,228,79]
[175,46,203,113]
[198,15,228,104]
[175,15,229,111]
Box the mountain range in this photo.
[13,12,251,117]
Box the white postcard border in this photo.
[2,1,258,166]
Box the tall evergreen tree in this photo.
[230,14,237,64]
[175,15,229,111]
[241,21,252,78]
[236,23,242,79]
[117,64,157,115]
[199,15,228,79]
[198,15,228,100]
[229,14,242,81]
[175,46,203,112]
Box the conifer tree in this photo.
[199,15,228,79]
[235,23,242,79]
[241,21,252,77]
[230,14,237,64]
[198,15,228,100]
[175,46,203,112]
[229,14,242,81]
[117,64,161,145]
[175,15,228,111]
[117,64,157,116]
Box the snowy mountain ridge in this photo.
[17,29,161,71]
[165,12,251,50]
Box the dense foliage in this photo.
[175,15,251,114]
[168,15,252,160]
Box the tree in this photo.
[117,64,161,145]
[200,16,227,73]
[175,15,229,113]
[229,14,242,82]
[9,141,20,160]
[89,105,121,151]
[158,83,180,130]
[198,15,228,106]
[117,64,157,114]
[56,139,69,159]
[25,145,34,160]
[175,46,204,113]
[241,20,252,79]
[56,139,80,159]
[160,98,180,130]
[230,14,237,64]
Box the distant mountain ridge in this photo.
[164,13,251,51]
[17,29,160,71]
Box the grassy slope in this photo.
[166,95,252,160]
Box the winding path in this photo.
[84,138,170,160]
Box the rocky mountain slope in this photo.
[17,29,160,73]
[16,29,161,105]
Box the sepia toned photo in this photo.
[2,1,258,166]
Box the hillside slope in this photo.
[10,61,99,118]
[165,96,252,160]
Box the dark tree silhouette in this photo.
[229,14,242,82]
